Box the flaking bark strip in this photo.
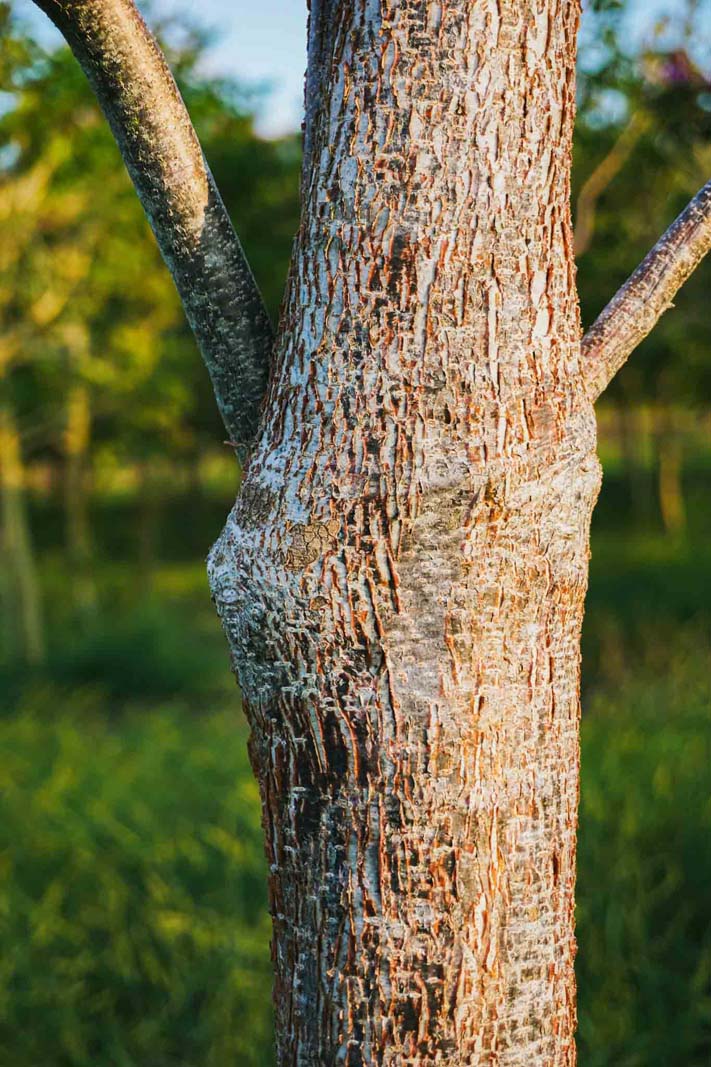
[282,518,342,570]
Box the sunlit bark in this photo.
[210,3,595,1062]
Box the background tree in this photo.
[0,3,300,640]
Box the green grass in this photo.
[578,654,711,1067]
[2,661,710,1066]
[1,471,710,1065]
[0,696,273,1067]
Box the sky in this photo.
[149,0,308,137]
[153,0,711,136]
[21,0,711,138]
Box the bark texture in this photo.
[210,2,600,1063]
[32,0,273,452]
[25,2,711,1062]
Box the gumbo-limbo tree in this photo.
[28,0,711,1063]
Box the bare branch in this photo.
[574,111,650,258]
[582,178,711,400]
[31,0,273,455]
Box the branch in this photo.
[31,0,273,455]
[582,178,711,400]
[574,111,650,258]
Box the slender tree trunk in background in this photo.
[0,400,45,666]
[136,460,162,585]
[656,406,686,538]
[573,111,650,258]
[63,383,97,617]
[616,401,654,528]
[658,437,685,535]
[210,3,599,1062]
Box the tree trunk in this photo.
[0,400,45,666]
[27,0,711,1056]
[210,3,599,1063]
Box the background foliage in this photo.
[1,0,711,1063]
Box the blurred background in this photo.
[1,0,710,1063]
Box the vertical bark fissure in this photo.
[211,2,599,1064]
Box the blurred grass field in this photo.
[0,460,710,1066]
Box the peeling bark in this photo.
[210,2,599,1063]
[32,0,273,452]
